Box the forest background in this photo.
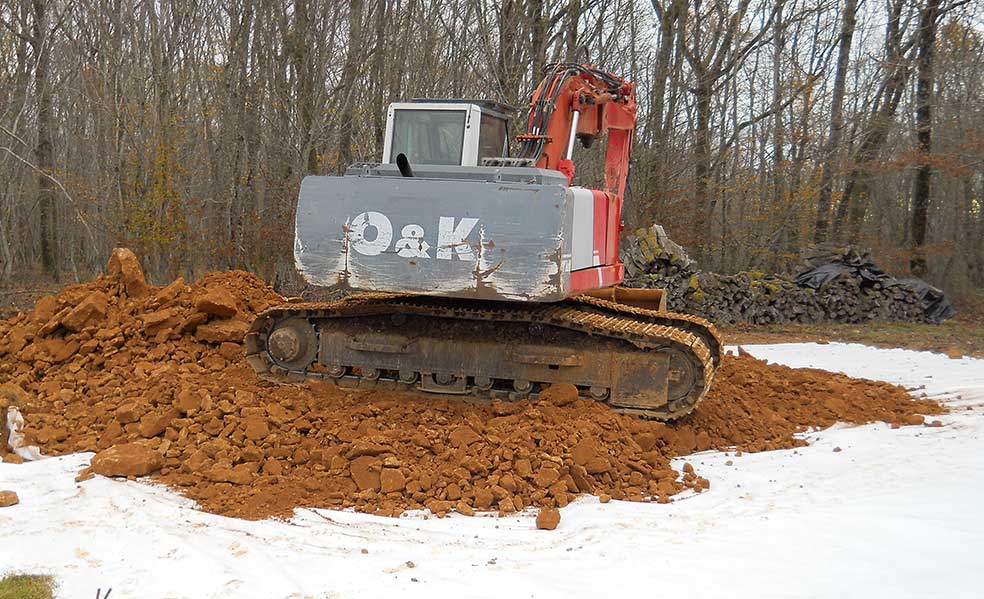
[1,0,982,296]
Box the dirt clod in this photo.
[0,250,945,521]
[195,288,239,318]
[62,291,110,332]
[107,248,150,299]
[89,443,163,477]
[380,468,407,493]
[0,490,19,507]
[195,319,249,344]
[539,383,579,406]
[448,425,481,448]
[536,507,561,530]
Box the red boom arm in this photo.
[516,64,637,200]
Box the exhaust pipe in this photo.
[396,153,414,177]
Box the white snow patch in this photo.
[1,343,982,598]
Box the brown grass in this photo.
[0,575,55,599]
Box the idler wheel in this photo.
[267,318,318,370]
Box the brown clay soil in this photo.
[0,250,943,520]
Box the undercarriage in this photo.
[244,293,721,420]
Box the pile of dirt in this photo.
[0,250,943,520]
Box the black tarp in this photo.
[794,261,889,289]
[895,278,956,323]
[794,259,955,323]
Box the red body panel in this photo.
[570,264,625,293]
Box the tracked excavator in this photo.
[245,63,721,420]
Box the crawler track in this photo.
[244,294,721,420]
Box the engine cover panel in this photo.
[295,171,596,302]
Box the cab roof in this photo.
[408,98,515,121]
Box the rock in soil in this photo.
[107,248,150,299]
[0,249,945,521]
[90,443,164,477]
[536,507,561,530]
[195,288,239,318]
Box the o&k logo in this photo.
[346,211,479,260]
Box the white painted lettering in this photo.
[348,211,393,256]
[437,217,479,260]
[396,224,431,258]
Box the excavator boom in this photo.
[518,63,636,200]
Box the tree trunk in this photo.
[648,1,676,143]
[692,79,712,252]
[813,0,857,243]
[337,0,365,173]
[637,0,681,224]
[564,0,581,61]
[529,0,547,80]
[832,61,910,241]
[495,0,519,104]
[32,0,57,280]
[370,0,389,155]
[909,0,943,277]
[292,0,318,176]
[771,0,787,253]
[832,4,912,242]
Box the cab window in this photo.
[391,109,466,165]
[479,114,507,160]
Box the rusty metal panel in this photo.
[608,351,670,409]
[295,171,577,302]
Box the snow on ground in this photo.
[1,343,982,599]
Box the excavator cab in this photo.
[381,100,512,167]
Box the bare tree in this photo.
[31,0,57,279]
[813,0,859,243]
[337,0,365,173]
[679,0,777,254]
[909,0,944,276]
[831,0,915,241]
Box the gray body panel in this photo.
[294,165,578,302]
[344,162,568,185]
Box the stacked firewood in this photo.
[620,227,952,325]
[621,225,697,302]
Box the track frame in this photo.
[244,294,721,420]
